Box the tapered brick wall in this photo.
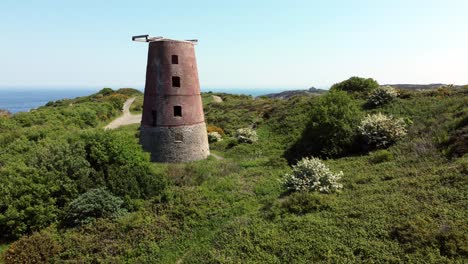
[140,40,209,162]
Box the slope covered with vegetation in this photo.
[0,81,467,263]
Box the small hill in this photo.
[261,87,327,99]
[385,83,468,90]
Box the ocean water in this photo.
[0,87,289,113]
[0,89,97,113]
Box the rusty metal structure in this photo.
[133,35,209,162]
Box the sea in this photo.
[0,87,289,114]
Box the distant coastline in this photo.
[0,87,296,113]
[2,83,460,114]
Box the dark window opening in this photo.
[151,110,157,126]
[174,132,183,142]
[172,76,181,87]
[174,106,182,117]
[171,55,178,64]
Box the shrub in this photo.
[207,125,225,135]
[397,89,416,99]
[225,137,239,149]
[426,85,454,97]
[279,192,334,215]
[0,138,90,239]
[79,130,166,198]
[285,90,362,160]
[367,86,398,107]
[208,131,223,143]
[358,113,407,148]
[330,76,379,95]
[100,93,129,110]
[236,128,258,144]
[62,188,126,227]
[369,149,393,164]
[3,230,62,264]
[283,157,343,193]
[97,87,114,96]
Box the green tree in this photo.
[330,76,379,96]
[285,90,363,161]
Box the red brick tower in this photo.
[133,35,209,162]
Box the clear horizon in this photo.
[1,0,468,89]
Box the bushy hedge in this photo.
[358,113,407,148]
[285,91,362,160]
[3,229,62,264]
[284,157,343,193]
[62,188,126,227]
[367,86,398,107]
[0,130,166,239]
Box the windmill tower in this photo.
[133,35,209,162]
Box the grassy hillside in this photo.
[0,85,466,263]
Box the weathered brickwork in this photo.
[140,123,209,162]
[138,38,209,162]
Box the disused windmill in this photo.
[133,35,209,162]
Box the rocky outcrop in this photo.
[0,109,12,118]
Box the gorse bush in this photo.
[330,76,379,95]
[3,229,62,264]
[286,91,362,160]
[236,127,258,144]
[207,125,225,135]
[283,157,343,193]
[208,131,223,143]
[358,113,407,148]
[0,130,166,239]
[367,86,398,107]
[62,188,126,227]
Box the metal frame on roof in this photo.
[132,35,198,44]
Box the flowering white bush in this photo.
[367,86,398,106]
[284,157,343,193]
[208,131,223,143]
[236,128,258,144]
[358,113,407,148]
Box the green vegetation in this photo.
[1,83,467,263]
[330,76,380,95]
[286,91,363,160]
[62,188,126,228]
[358,112,408,149]
[283,157,343,193]
[367,85,398,107]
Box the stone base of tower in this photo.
[140,123,210,163]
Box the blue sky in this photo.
[1,0,467,90]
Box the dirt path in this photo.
[104,97,142,130]
[210,153,224,160]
